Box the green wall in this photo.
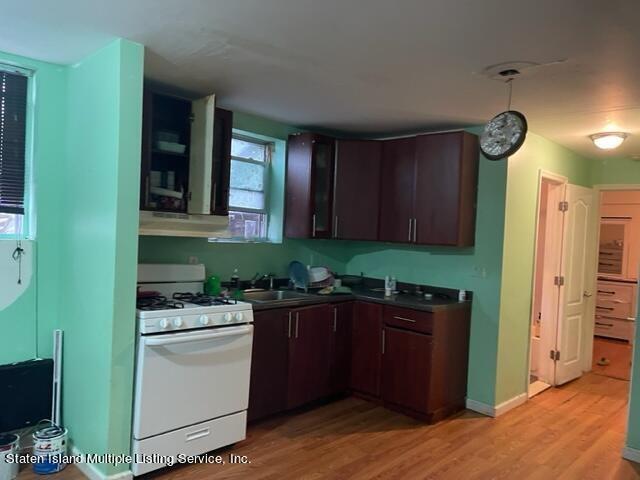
[591,156,640,185]
[628,290,640,452]
[495,132,594,404]
[0,41,143,476]
[0,50,68,364]
[59,39,143,475]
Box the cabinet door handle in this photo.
[333,307,337,332]
[408,218,412,242]
[393,315,416,323]
[595,322,614,327]
[598,290,616,295]
[295,312,300,338]
[312,214,316,237]
[413,218,417,243]
[597,306,615,311]
[288,312,292,338]
[382,329,386,354]
[334,216,339,238]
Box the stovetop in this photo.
[172,292,238,307]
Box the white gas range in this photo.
[131,264,254,476]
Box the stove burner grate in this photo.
[137,296,185,311]
[172,292,237,306]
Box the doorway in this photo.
[590,188,640,382]
[528,171,595,397]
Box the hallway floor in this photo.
[18,373,640,480]
[593,336,633,381]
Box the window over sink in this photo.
[228,134,273,240]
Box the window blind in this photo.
[0,70,28,215]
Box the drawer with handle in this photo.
[595,300,633,320]
[597,281,635,302]
[596,281,636,319]
[594,316,634,342]
[383,305,433,334]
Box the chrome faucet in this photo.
[250,273,276,290]
[250,272,262,288]
[263,273,275,290]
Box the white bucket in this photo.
[0,434,19,480]
[33,425,67,474]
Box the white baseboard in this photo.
[465,398,495,417]
[622,446,640,464]
[71,446,133,480]
[466,392,528,418]
[494,392,528,416]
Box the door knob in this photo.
[583,291,593,297]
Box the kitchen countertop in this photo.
[247,286,470,313]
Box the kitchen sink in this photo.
[243,289,313,303]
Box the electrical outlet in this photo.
[188,256,199,265]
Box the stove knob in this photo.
[172,317,183,328]
[234,312,244,322]
[223,312,233,323]
[158,318,169,329]
[199,315,210,326]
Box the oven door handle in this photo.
[144,325,253,346]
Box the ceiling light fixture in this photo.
[590,132,628,150]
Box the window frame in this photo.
[229,133,272,215]
[0,62,34,240]
[228,134,273,240]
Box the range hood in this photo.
[139,210,230,238]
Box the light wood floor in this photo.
[18,373,640,480]
[593,336,633,381]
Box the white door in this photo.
[537,180,566,385]
[554,185,593,385]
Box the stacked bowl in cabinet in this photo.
[595,280,637,345]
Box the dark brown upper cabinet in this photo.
[285,133,335,239]
[211,107,233,216]
[333,140,382,241]
[286,130,478,246]
[379,131,478,247]
[379,137,418,243]
[140,87,232,216]
[413,132,479,246]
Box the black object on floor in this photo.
[0,359,53,431]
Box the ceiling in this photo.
[2,0,639,159]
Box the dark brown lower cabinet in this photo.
[380,304,470,422]
[381,326,433,414]
[249,300,470,425]
[329,302,353,395]
[350,302,383,397]
[287,304,334,409]
[248,309,289,422]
